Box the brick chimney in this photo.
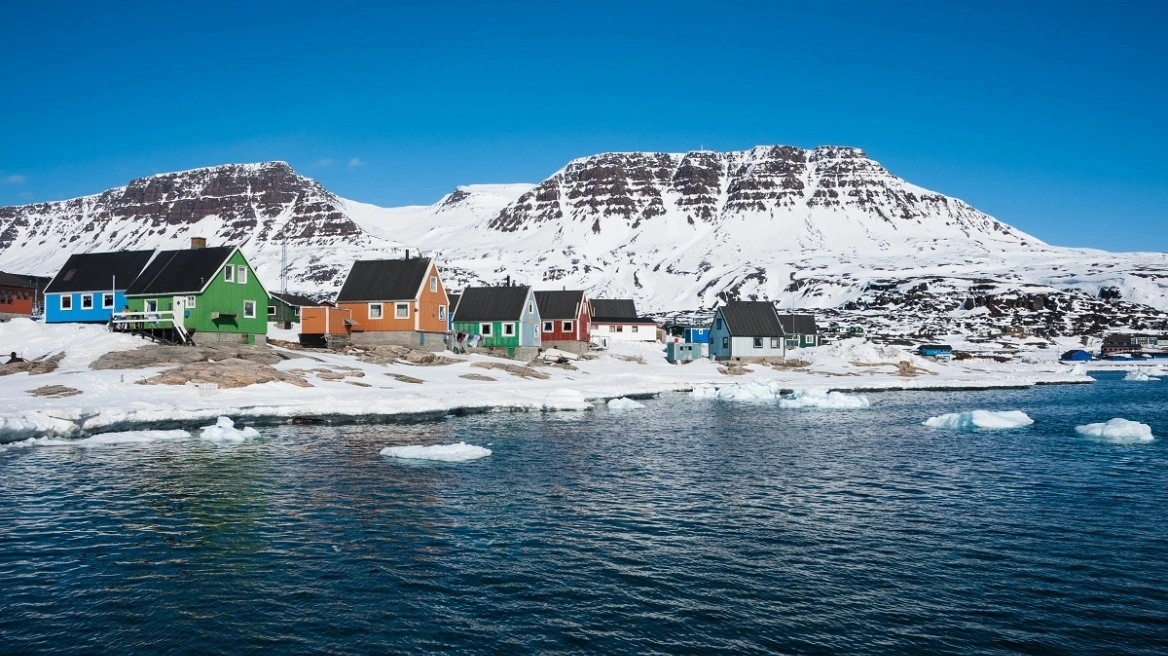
[191,237,207,249]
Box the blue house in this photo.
[684,326,710,343]
[1060,349,1093,362]
[44,250,155,324]
[918,344,954,360]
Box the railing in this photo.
[110,310,190,344]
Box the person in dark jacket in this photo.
[6,351,24,364]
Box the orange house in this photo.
[333,255,451,351]
[0,271,40,320]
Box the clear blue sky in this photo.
[1,0,1165,251]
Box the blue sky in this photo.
[1,0,1165,251]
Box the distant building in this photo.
[1060,349,1093,362]
[777,313,819,349]
[1101,334,1141,357]
[708,301,786,361]
[917,344,954,360]
[590,299,657,345]
[0,271,44,321]
[268,292,323,326]
[534,290,592,354]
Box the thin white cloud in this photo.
[2,174,26,185]
[347,157,363,169]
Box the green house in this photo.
[451,285,541,357]
[123,245,269,345]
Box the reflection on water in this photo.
[1,374,1167,654]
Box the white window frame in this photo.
[243,300,256,319]
[81,294,93,310]
[562,320,573,332]
[102,293,114,309]
[224,265,234,283]
[807,335,817,346]
[543,321,554,333]
[237,265,247,284]
[395,302,409,319]
[145,299,158,313]
[368,303,384,319]
[480,323,492,336]
[60,295,72,311]
[187,295,196,308]
[438,305,446,321]
[430,276,438,293]
[771,337,780,348]
[267,305,276,317]
[503,322,516,336]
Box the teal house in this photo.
[451,284,540,357]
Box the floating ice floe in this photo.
[778,388,870,409]
[542,388,591,411]
[606,397,645,411]
[691,385,719,399]
[379,442,492,462]
[1124,369,1160,382]
[1075,418,1154,443]
[1,429,191,450]
[923,410,1035,431]
[199,416,260,442]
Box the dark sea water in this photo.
[2,372,1167,655]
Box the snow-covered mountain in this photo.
[2,149,1167,336]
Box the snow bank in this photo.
[1124,369,1161,381]
[542,388,591,411]
[1075,418,1154,443]
[1,429,192,450]
[199,416,260,442]
[715,379,786,403]
[778,388,870,409]
[379,442,492,462]
[0,410,81,442]
[923,410,1035,431]
[607,397,645,411]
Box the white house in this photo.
[589,298,658,346]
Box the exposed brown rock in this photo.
[27,384,82,398]
[0,352,65,376]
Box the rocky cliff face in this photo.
[2,150,1167,333]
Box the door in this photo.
[172,296,186,327]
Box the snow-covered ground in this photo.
[0,320,1102,443]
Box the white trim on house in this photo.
[368,302,384,319]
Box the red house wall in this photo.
[540,300,591,343]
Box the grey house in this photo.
[708,301,786,361]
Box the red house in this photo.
[534,290,591,354]
[0,271,42,321]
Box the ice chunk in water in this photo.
[1124,369,1160,382]
[380,442,492,462]
[1075,418,1154,443]
[607,397,645,411]
[690,385,718,399]
[923,410,1035,431]
[200,416,260,442]
[778,388,870,409]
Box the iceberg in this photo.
[380,442,492,462]
[716,379,785,403]
[1124,369,1161,381]
[778,388,870,409]
[923,410,1035,431]
[1075,418,1154,443]
[690,385,719,399]
[607,397,645,411]
[199,416,260,442]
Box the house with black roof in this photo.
[330,255,450,349]
[119,240,269,345]
[44,250,155,324]
[589,298,658,345]
[268,291,327,326]
[451,284,541,358]
[777,313,819,349]
[708,300,787,361]
[0,271,45,321]
[534,290,591,354]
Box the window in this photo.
[722,336,729,349]
[787,338,798,348]
[438,305,446,321]
[771,337,780,348]
[61,295,72,311]
[268,305,276,317]
[543,321,554,332]
[237,266,247,284]
[615,325,624,332]
[753,337,763,348]
[631,325,639,332]
[63,269,77,282]
[293,307,300,316]
[244,300,256,319]
[145,299,158,313]
[369,303,383,319]
[102,294,114,309]
[806,336,817,346]
[480,323,492,336]
[715,317,723,330]
[562,320,573,332]
[224,265,234,282]
[81,294,93,309]
[395,302,409,319]
[527,302,533,314]
[187,296,196,308]
[503,323,515,336]
[430,276,438,293]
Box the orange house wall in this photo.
[0,285,35,316]
[337,263,450,333]
[301,306,351,335]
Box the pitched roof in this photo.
[453,285,532,322]
[719,301,784,337]
[591,298,654,323]
[0,271,40,289]
[45,250,155,294]
[270,291,320,307]
[534,290,586,320]
[448,293,460,315]
[125,246,237,295]
[335,258,434,303]
[777,313,818,335]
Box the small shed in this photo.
[666,342,702,364]
[1060,349,1093,362]
[918,344,954,360]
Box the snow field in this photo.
[923,410,1035,431]
[1074,419,1155,443]
[380,442,492,462]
